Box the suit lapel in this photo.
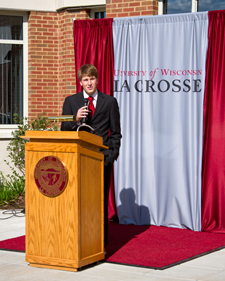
[92,91,105,121]
[75,91,85,108]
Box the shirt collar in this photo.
[83,89,98,100]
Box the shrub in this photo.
[0,113,58,208]
[0,171,25,208]
[5,113,58,176]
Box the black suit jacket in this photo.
[61,91,122,165]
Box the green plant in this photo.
[5,113,58,176]
[0,171,25,207]
[5,115,29,176]
[0,113,58,208]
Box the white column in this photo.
[192,0,198,12]
[158,0,163,15]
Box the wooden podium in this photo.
[23,131,107,271]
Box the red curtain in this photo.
[73,18,117,219]
[202,10,225,232]
[74,19,114,96]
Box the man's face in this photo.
[80,75,98,96]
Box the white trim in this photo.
[158,0,163,15]
[192,0,198,12]
[0,126,18,139]
[0,40,23,44]
[0,0,105,12]
[23,13,28,119]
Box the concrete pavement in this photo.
[1,209,225,281]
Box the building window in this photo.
[159,0,225,15]
[163,0,192,14]
[90,8,106,19]
[198,0,225,12]
[0,12,27,138]
[94,11,106,19]
[0,15,24,125]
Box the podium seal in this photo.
[34,156,67,197]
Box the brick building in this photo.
[0,0,223,174]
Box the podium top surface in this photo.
[21,131,108,150]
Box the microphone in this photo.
[82,98,88,124]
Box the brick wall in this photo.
[28,10,90,120]
[106,0,158,18]
[28,3,158,120]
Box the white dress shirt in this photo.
[83,90,98,108]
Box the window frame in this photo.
[0,10,28,139]
[90,6,106,19]
[158,0,198,15]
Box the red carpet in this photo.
[106,223,225,269]
[1,223,225,269]
[0,235,25,252]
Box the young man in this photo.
[61,64,122,247]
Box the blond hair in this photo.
[77,64,98,81]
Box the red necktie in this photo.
[88,96,95,118]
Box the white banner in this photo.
[113,12,208,230]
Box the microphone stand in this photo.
[77,123,95,132]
